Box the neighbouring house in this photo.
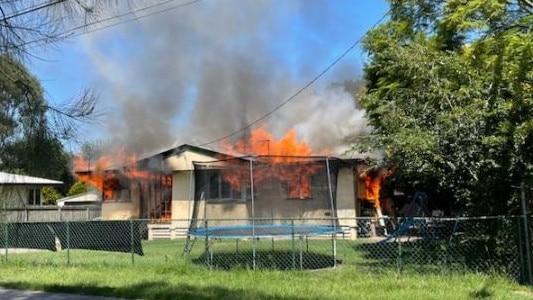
[57,189,101,207]
[75,144,390,239]
[0,171,63,208]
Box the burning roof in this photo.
[73,127,386,213]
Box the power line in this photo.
[19,0,203,48]
[199,10,391,147]
[0,0,67,22]
[67,0,204,39]
[2,0,201,81]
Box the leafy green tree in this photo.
[0,54,73,183]
[67,180,89,197]
[0,1,126,196]
[0,1,126,57]
[42,186,63,205]
[358,0,533,215]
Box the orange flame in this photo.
[359,167,391,209]
[74,155,116,199]
[220,127,323,157]
[73,149,161,200]
[219,127,329,199]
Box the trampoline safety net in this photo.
[189,156,342,233]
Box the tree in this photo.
[67,180,88,197]
[0,53,72,183]
[0,1,126,193]
[0,1,124,57]
[42,186,62,205]
[358,0,533,215]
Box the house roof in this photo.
[80,143,369,173]
[140,144,227,160]
[0,172,63,185]
[57,191,100,207]
[142,144,370,166]
[136,144,232,167]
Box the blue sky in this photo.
[28,0,389,156]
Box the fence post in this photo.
[66,221,70,266]
[397,237,403,274]
[130,220,135,265]
[521,183,532,284]
[204,220,211,268]
[291,219,296,269]
[3,221,8,261]
[332,216,338,269]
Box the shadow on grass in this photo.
[1,280,312,300]
[354,241,398,258]
[351,239,469,273]
[351,239,521,280]
[191,249,340,270]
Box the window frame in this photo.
[202,169,249,203]
[283,166,329,201]
[27,187,42,206]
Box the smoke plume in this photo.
[81,0,370,156]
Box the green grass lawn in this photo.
[0,239,532,300]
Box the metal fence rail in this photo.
[0,216,530,284]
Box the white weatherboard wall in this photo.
[0,172,62,208]
[169,151,220,233]
[0,186,29,207]
[336,167,358,239]
[101,183,140,219]
[171,170,194,234]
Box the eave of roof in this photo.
[0,172,63,185]
[137,144,230,163]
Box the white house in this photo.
[76,145,383,239]
[0,172,63,207]
[56,190,101,207]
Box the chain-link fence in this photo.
[351,216,523,280]
[0,216,532,284]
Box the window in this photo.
[282,164,317,200]
[28,188,41,206]
[197,169,249,202]
[285,176,312,199]
[207,170,235,200]
[103,174,120,201]
[283,165,328,200]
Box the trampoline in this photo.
[188,223,343,270]
[184,155,350,270]
[189,224,342,239]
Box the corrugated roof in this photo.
[0,172,63,185]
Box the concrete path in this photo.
[0,288,135,300]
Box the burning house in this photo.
[73,129,391,239]
[74,149,174,221]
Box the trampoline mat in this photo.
[189,224,341,238]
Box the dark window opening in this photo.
[28,188,41,206]
[197,169,249,202]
